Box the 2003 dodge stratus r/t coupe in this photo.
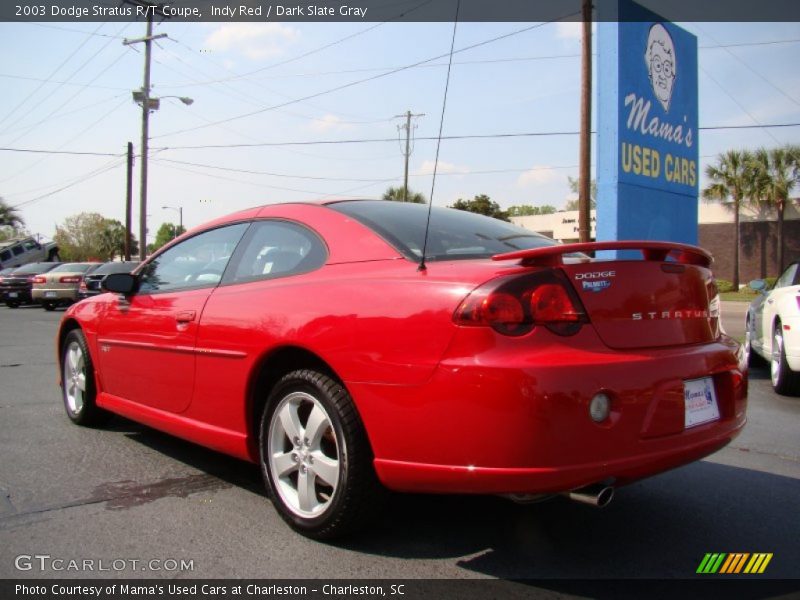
[57,200,747,539]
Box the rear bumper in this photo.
[2,289,33,303]
[350,328,747,494]
[32,288,78,303]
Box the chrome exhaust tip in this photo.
[565,484,614,507]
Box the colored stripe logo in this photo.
[696,553,773,574]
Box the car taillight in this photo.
[454,269,588,336]
[32,276,46,283]
[59,276,81,283]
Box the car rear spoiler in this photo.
[492,241,713,268]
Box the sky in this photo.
[0,15,798,245]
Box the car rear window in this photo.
[49,263,97,273]
[92,261,139,275]
[328,200,557,262]
[12,263,58,275]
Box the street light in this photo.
[131,83,194,259]
[162,205,183,240]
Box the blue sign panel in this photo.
[597,0,699,247]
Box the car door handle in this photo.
[176,310,196,323]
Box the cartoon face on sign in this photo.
[645,23,676,112]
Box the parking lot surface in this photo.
[0,304,798,582]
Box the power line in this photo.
[3,123,797,159]
[154,39,800,88]
[158,0,435,89]
[0,93,128,138]
[24,22,128,39]
[0,73,129,92]
[0,22,109,130]
[10,159,126,208]
[0,147,123,156]
[154,158,395,182]
[153,122,800,151]
[4,23,132,139]
[695,25,800,111]
[152,16,578,140]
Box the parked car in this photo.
[1,262,61,307]
[745,261,800,395]
[57,201,746,539]
[0,237,60,270]
[32,262,101,311]
[78,261,140,300]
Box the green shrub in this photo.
[716,279,735,293]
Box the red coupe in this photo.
[57,200,747,538]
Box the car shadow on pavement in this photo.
[111,417,799,580]
[342,461,800,579]
[107,417,265,497]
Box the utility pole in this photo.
[125,142,133,261]
[123,1,167,260]
[394,110,424,201]
[578,0,593,243]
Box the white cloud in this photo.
[416,160,469,176]
[307,114,352,132]
[517,166,560,188]
[556,22,582,41]
[204,23,299,60]
[555,21,595,41]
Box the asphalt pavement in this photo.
[0,302,797,586]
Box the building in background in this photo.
[511,201,800,283]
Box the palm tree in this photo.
[750,146,799,274]
[0,197,25,229]
[702,150,755,289]
[382,186,426,204]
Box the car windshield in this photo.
[328,200,557,262]
[49,263,96,273]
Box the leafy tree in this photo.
[750,145,799,273]
[507,204,557,217]
[565,177,597,211]
[0,197,26,240]
[54,213,136,261]
[450,194,509,222]
[382,186,426,204]
[702,150,756,289]
[100,220,137,262]
[148,222,186,254]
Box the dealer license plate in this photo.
[45,291,58,298]
[684,377,720,429]
[8,292,18,298]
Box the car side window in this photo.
[773,264,797,290]
[228,220,327,284]
[11,245,24,256]
[138,223,249,294]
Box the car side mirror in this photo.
[748,279,766,293]
[102,273,138,295]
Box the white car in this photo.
[745,261,800,395]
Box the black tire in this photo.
[48,251,60,262]
[60,329,111,426]
[43,301,57,311]
[6,301,20,308]
[771,322,800,396]
[259,369,383,540]
[744,316,765,368]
